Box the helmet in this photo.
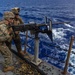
[3,11,15,20]
[11,7,20,15]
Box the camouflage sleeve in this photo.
[18,17,24,24]
[0,24,10,39]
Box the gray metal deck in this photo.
[23,52,71,75]
[38,61,71,75]
[0,52,44,75]
[0,54,15,75]
[0,44,72,75]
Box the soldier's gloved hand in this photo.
[7,36,12,42]
[15,31,19,34]
[8,28,13,35]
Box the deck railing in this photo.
[21,30,74,75]
[20,17,74,75]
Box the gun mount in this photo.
[11,22,53,65]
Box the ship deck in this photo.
[0,45,71,75]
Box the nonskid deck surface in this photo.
[0,52,71,75]
[0,54,14,75]
[19,52,71,75]
[0,53,41,75]
[0,44,71,75]
[38,61,71,75]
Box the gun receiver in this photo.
[11,23,53,41]
[11,23,51,33]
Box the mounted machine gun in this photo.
[11,19,70,65]
[11,22,53,41]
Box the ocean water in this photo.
[0,0,75,75]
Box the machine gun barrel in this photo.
[52,22,70,25]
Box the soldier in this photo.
[11,7,25,55]
[0,11,14,72]
[11,7,24,25]
[5,7,25,56]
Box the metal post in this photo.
[63,35,74,75]
[49,20,52,31]
[34,33,39,63]
[45,16,47,24]
[24,31,28,53]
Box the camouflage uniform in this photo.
[0,11,15,72]
[6,7,24,54]
[0,23,13,68]
[13,16,24,52]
